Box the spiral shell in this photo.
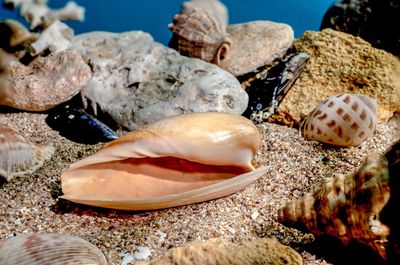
[278,140,400,260]
[60,112,268,210]
[168,1,231,65]
[0,123,54,182]
[0,233,107,265]
[300,94,377,147]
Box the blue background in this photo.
[1,0,335,45]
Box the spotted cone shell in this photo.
[0,123,54,181]
[61,112,269,210]
[300,94,377,147]
[168,1,231,65]
[0,233,107,265]
[279,140,400,260]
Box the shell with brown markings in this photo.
[0,123,54,182]
[300,93,377,147]
[168,1,231,65]
[60,112,269,210]
[0,233,107,265]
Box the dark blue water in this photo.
[1,0,335,45]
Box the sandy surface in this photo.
[0,111,398,264]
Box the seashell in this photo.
[168,1,232,65]
[0,123,54,182]
[60,112,269,210]
[46,104,118,145]
[0,232,107,264]
[190,0,228,28]
[278,140,400,260]
[240,52,310,124]
[0,19,38,51]
[299,93,377,147]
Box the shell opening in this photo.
[213,41,230,65]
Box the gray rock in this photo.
[72,31,248,129]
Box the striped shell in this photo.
[278,140,400,260]
[168,1,231,65]
[60,112,268,210]
[0,123,54,181]
[300,94,377,147]
[0,233,107,265]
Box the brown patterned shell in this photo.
[278,147,397,260]
[0,233,107,265]
[300,94,377,147]
[168,1,231,65]
[0,123,54,181]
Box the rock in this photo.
[220,21,294,76]
[0,49,91,111]
[273,29,400,125]
[72,31,248,130]
[143,238,302,265]
[320,0,400,56]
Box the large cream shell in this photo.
[61,112,268,210]
[300,94,377,147]
[0,233,107,265]
[168,2,231,65]
[0,123,54,181]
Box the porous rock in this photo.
[142,238,303,265]
[320,0,400,56]
[274,29,400,125]
[0,49,91,111]
[220,21,294,76]
[72,31,248,130]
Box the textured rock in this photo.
[0,49,91,111]
[220,21,294,76]
[320,0,400,56]
[143,238,302,265]
[72,31,248,129]
[274,29,400,125]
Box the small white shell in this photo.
[0,233,107,265]
[300,94,377,147]
[0,123,54,181]
[168,1,231,65]
[61,112,269,210]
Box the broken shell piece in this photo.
[145,238,302,265]
[0,123,54,182]
[168,1,231,65]
[0,233,107,265]
[29,20,73,55]
[60,112,269,210]
[300,94,377,147]
[278,148,395,260]
[0,19,38,50]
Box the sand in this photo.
[0,111,398,265]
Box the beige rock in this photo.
[143,238,302,265]
[276,29,400,124]
[0,49,91,111]
[220,21,294,76]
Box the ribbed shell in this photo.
[0,123,54,181]
[0,233,107,265]
[168,1,231,65]
[300,94,377,147]
[61,112,268,210]
[278,153,391,259]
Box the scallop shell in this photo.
[0,123,55,182]
[0,233,107,265]
[300,93,377,147]
[60,112,269,210]
[168,1,232,65]
[278,140,400,260]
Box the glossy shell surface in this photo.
[61,112,268,210]
[168,1,231,64]
[0,123,54,181]
[0,233,107,265]
[300,93,377,147]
